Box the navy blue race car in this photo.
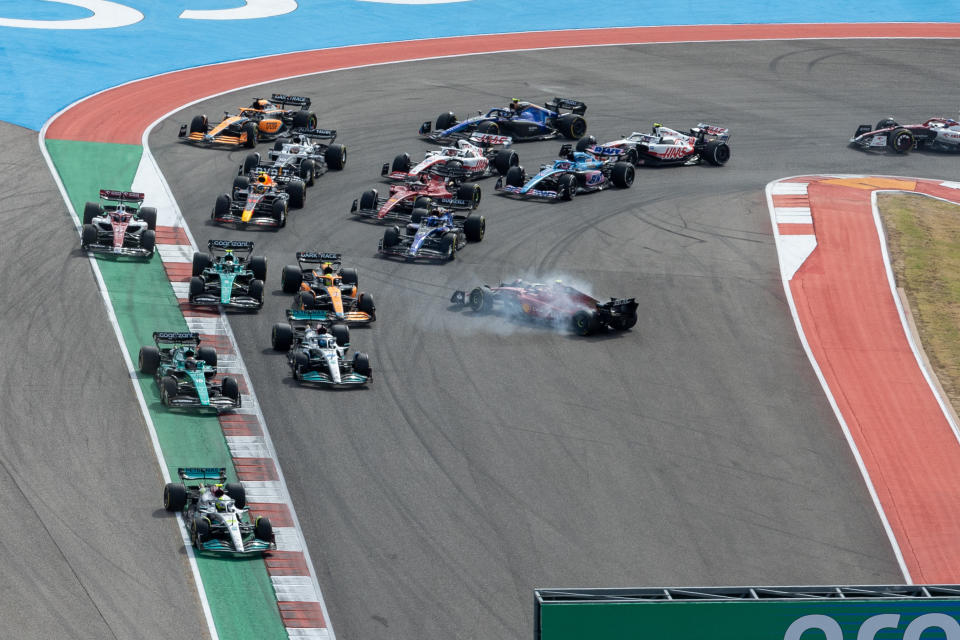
[495,143,634,201]
[420,97,587,143]
[378,207,485,261]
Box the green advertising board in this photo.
[535,586,960,640]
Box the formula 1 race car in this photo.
[849,116,960,153]
[163,467,275,554]
[452,280,639,335]
[495,145,634,201]
[266,128,347,185]
[420,97,588,143]
[383,132,518,182]
[212,171,301,228]
[281,251,376,325]
[189,239,267,310]
[80,189,157,258]
[578,123,731,167]
[350,174,481,223]
[271,311,372,386]
[379,207,485,261]
[138,332,241,411]
[179,94,317,147]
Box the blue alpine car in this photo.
[495,144,635,201]
[419,97,587,143]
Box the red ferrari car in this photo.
[451,279,638,335]
[350,173,480,223]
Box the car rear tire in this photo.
[281,264,302,293]
[222,376,240,403]
[160,375,178,404]
[357,292,375,316]
[83,202,102,226]
[391,153,411,173]
[436,112,457,131]
[189,115,207,134]
[614,313,638,331]
[213,194,231,220]
[225,482,246,509]
[325,144,347,170]
[558,174,578,200]
[138,206,157,230]
[197,346,217,371]
[81,224,98,249]
[889,128,914,154]
[286,180,305,208]
[332,323,350,347]
[248,279,264,306]
[456,183,481,208]
[556,113,587,139]
[242,152,260,175]
[383,226,400,248]
[463,214,485,242]
[477,120,499,135]
[505,166,525,187]
[413,196,433,211]
[248,255,267,281]
[292,111,316,129]
[704,140,730,166]
[139,346,160,374]
[571,310,599,336]
[163,483,187,512]
[242,122,257,148]
[272,323,293,351]
[611,162,635,188]
[189,276,205,300]
[493,149,519,175]
[340,267,358,286]
[254,516,274,542]
[359,189,378,211]
[353,352,371,377]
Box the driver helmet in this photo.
[256,172,271,185]
[212,485,224,498]
[223,252,235,262]
[184,356,198,370]
[319,336,335,348]
[444,148,458,157]
[509,98,521,111]
[321,263,335,275]
[251,98,271,109]
[316,324,329,334]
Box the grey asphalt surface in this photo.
[147,39,960,640]
[0,123,208,638]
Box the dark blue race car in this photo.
[495,143,634,201]
[378,207,485,261]
[420,97,587,143]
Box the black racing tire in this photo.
[189,276,205,300]
[556,113,587,139]
[332,323,350,347]
[248,279,264,306]
[441,232,457,260]
[222,376,240,403]
[192,252,212,276]
[624,147,639,165]
[436,111,457,131]
[413,196,433,211]
[286,180,305,208]
[163,483,187,512]
[138,206,158,230]
[493,149,519,175]
[299,158,316,186]
[571,309,599,336]
[280,264,303,293]
[558,173,578,200]
[189,114,207,134]
[242,152,260,175]
[233,175,250,192]
[160,375,178,404]
[225,482,246,509]
[325,143,347,170]
[476,120,499,135]
[353,352,371,377]
[889,127,914,154]
[469,287,493,312]
[357,292,375,316]
[273,140,284,151]
[456,183,482,208]
[410,207,428,224]
[876,118,899,131]
[138,345,160,374]
[613,312,639,331]
[141,230,156,256]
[272,199,287,227]
[383,226,400,248]
[254,516,274,542]
[197,346,217,370]
[505,165,525,187]
[83,202,102,226]
[611,162,635,188]
[81,224,98,249]
[575,135,597,152]
[272,322,294,351]
[340,267,358,286]
[359,189,378,211]
[214,194,231,219]
[391,153,411,173]
[248,255,267,282]
[242,121,258,148]
[463,214,485,242]
[445,159,464,176]
[192,514,209,547]
[293,351,309,376]
[704,140,731,166]
[292,110,316,129]
[296,290,316,310]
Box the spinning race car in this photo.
[451,279,639,336]
[496,145,634,200]
[138,332,241,411]
[420,97,588,142]
[281,251,376,325]
[379,207,485,261]
[179,94,316,148]
[271,312,372,386]
[850,116,960,153]
[578,123,731,167]
[80,189,157,258]
[189,239,267,310]
[351,174,481,223]
[163,467,275,554]
[383,132,518,182]
[212,170,300,228]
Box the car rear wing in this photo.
[296,251,341,265]
[598,297,639,314]
[100,189,145,204]
[271,93,311,110]
[287,127,337,141]
[208,239,254,255]
[693,123,730,140]
[178,467,227,482]
[153,331,201,347]
[546,97,587,115]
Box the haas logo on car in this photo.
[656,145,688,160]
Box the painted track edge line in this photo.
[35,129,221,640]
[764,175,911,583]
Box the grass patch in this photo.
[879,192,960,411]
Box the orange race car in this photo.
[179,94,317,148]
[280,252,376,326]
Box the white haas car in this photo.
[382,132,519,182]
[578,123,731,167]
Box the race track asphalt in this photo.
[148,39,960,640]
[0,123,208,638]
